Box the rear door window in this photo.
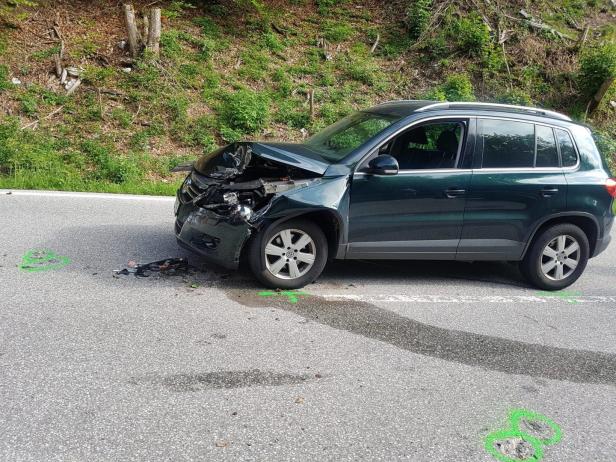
[555,129,578,167]
[535,125,559,167]
[480,119,535,168]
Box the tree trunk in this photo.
[588,77,615,114]
[123,4,140,58]
[146,8,161,58]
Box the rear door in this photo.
[458,118,568,260]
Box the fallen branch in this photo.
[21,106,64,130]
[588,77,615,114]
[518,9,573,41]
[370,33,380,54]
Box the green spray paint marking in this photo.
[536,290,582,304]
[18,249,71,272]
[257,290,309,304]
[484,409,562,462]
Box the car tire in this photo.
[520,223,589,291]
[248,219,328,289]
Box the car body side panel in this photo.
[458,170,568,260]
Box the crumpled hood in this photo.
[193,142,330,178]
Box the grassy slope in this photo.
[0,0,615,195]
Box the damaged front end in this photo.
[174,143,324,269]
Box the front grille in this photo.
[180,175,206,203]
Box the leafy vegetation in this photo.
[0,0,615,194]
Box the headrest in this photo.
[406,126,428,144]
[436,130,459,153]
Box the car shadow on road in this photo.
[41,222,529,289]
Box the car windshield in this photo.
[304,111,400,161]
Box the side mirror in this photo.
[368,155,399,175]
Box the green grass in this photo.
[0,0,614,195]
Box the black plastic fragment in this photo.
[114,258,193,277]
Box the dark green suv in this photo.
[174,101,615,290]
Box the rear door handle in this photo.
[541,187,559,197]
[445,188,466,198]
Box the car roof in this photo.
[367,100,573,123]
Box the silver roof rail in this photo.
[415,101,572,121]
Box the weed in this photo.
[0,65,10,91]
[322,21,353,42]
[194,16,221,38]
[275,99,310,129]
[496,89,533,106]
[19,93,38,116]
[31,45,60,61]
[316,0,345,15]
[110,108,132,129]
[452,13,491,56]
[219,125,244,143]
[163,1,195,20]
[405,0,432,40]
[237,48,270,81]
[219,88,270,133]
[425,73,475,101]
[579,43,616,96]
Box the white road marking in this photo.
[318,294,616,304]
[1,190,175,201]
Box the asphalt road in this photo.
[1,190,616,462]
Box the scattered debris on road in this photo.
[18,249,71,272]
[113,257,194,277]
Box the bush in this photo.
[496,89,533,106]
[322,21,353,42]
[579,43,616,96]
[405,0,432,40]
[219,89,270,134]
[425,73,475,101]
[594,129,616,172]
[452,13,491,56]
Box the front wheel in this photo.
[520,223,589,291]
[248,219,328,289]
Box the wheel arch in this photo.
[522,212,599,258]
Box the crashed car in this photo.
[174,100,614,289]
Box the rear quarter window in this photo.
[555,129,577,167]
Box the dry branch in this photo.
[588,77,615,114]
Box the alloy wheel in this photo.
[541,234,580,281]
[264,229,316,280]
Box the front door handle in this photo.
[445,188,466,198]
[541,187,559,197]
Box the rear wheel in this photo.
[520,223,589,291]
[248,219,328,289]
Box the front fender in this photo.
[255,175,351,250]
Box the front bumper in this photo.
[174,194,252,270]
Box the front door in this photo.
[347,119,474,259]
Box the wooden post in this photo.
[146,8,161,58]
[309,89,315,121]
[123,4,140,58]
[142,13,149,43]
[588,77,615,114]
